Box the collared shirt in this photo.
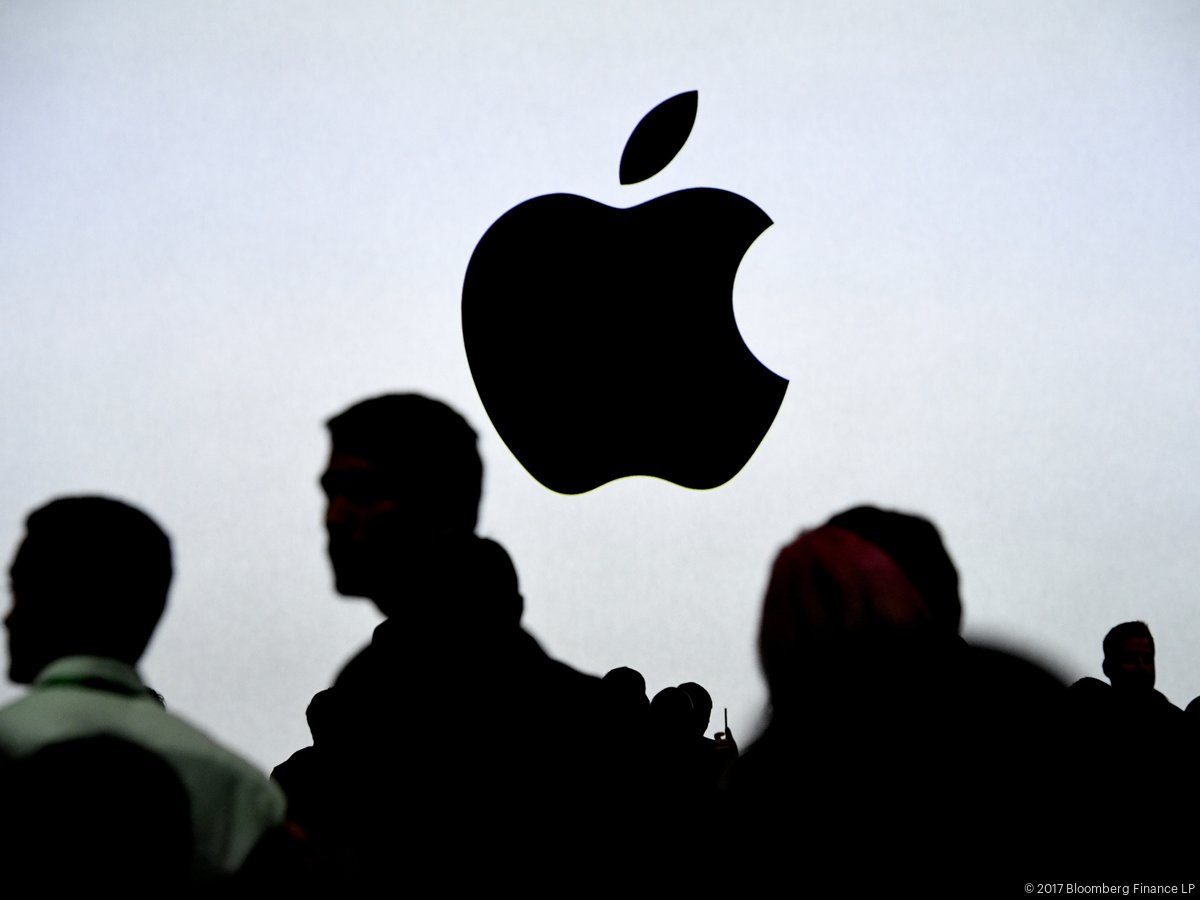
[0,655,286,880]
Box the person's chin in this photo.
[329,547,367,596]
[332,572,371,599]
[8,656,39,685]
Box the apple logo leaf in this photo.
[619,90,698,186]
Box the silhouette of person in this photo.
[603,665,649,713]
[270,688,342,846]
[0,496,286,883]
[646,684,733,815]
[1102,621,1162,694]
[678,681,736,750]
[596,666,653,812]
[283,393,605,884]
[727,506,1063,884]
[1066,621,1183,729]
[677,681,737,785]
[649,686,695,752]
[1062,622,1189,868]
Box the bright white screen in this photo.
[2,2,1198,770]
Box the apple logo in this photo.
[462,91,787,494]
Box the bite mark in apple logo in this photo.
[462,91,787,495]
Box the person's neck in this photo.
[371,534,523,634]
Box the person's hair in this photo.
[678,682,712,718]
[649,686,694,738]
[825,506,961,633]
[326,393,483,533]
[603,666,647,697]
[1102,621,1154,662]
[11,496,172,664]
[758,507,961,710]
[678,681,713,736]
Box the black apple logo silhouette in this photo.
[462,91,787,494]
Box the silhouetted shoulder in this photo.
[1,735,194,891]
[1069,676,1110,695]
[963,643,1066,711]
[0,656,285,880]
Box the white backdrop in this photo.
[2,1,1198,771]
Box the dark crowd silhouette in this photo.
[2,392,1197,890]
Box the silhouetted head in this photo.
[678,682,713,735]
[5,496,172,684]
[1186,696,1200,722]
[305,688,343,745]
[321,394,483,603]
[758,506,961,710]
[825,506,961,633]
[1101,621,1155,692]
[603,666,649,705]
[650,686,695,741]
[601,667,650,737]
